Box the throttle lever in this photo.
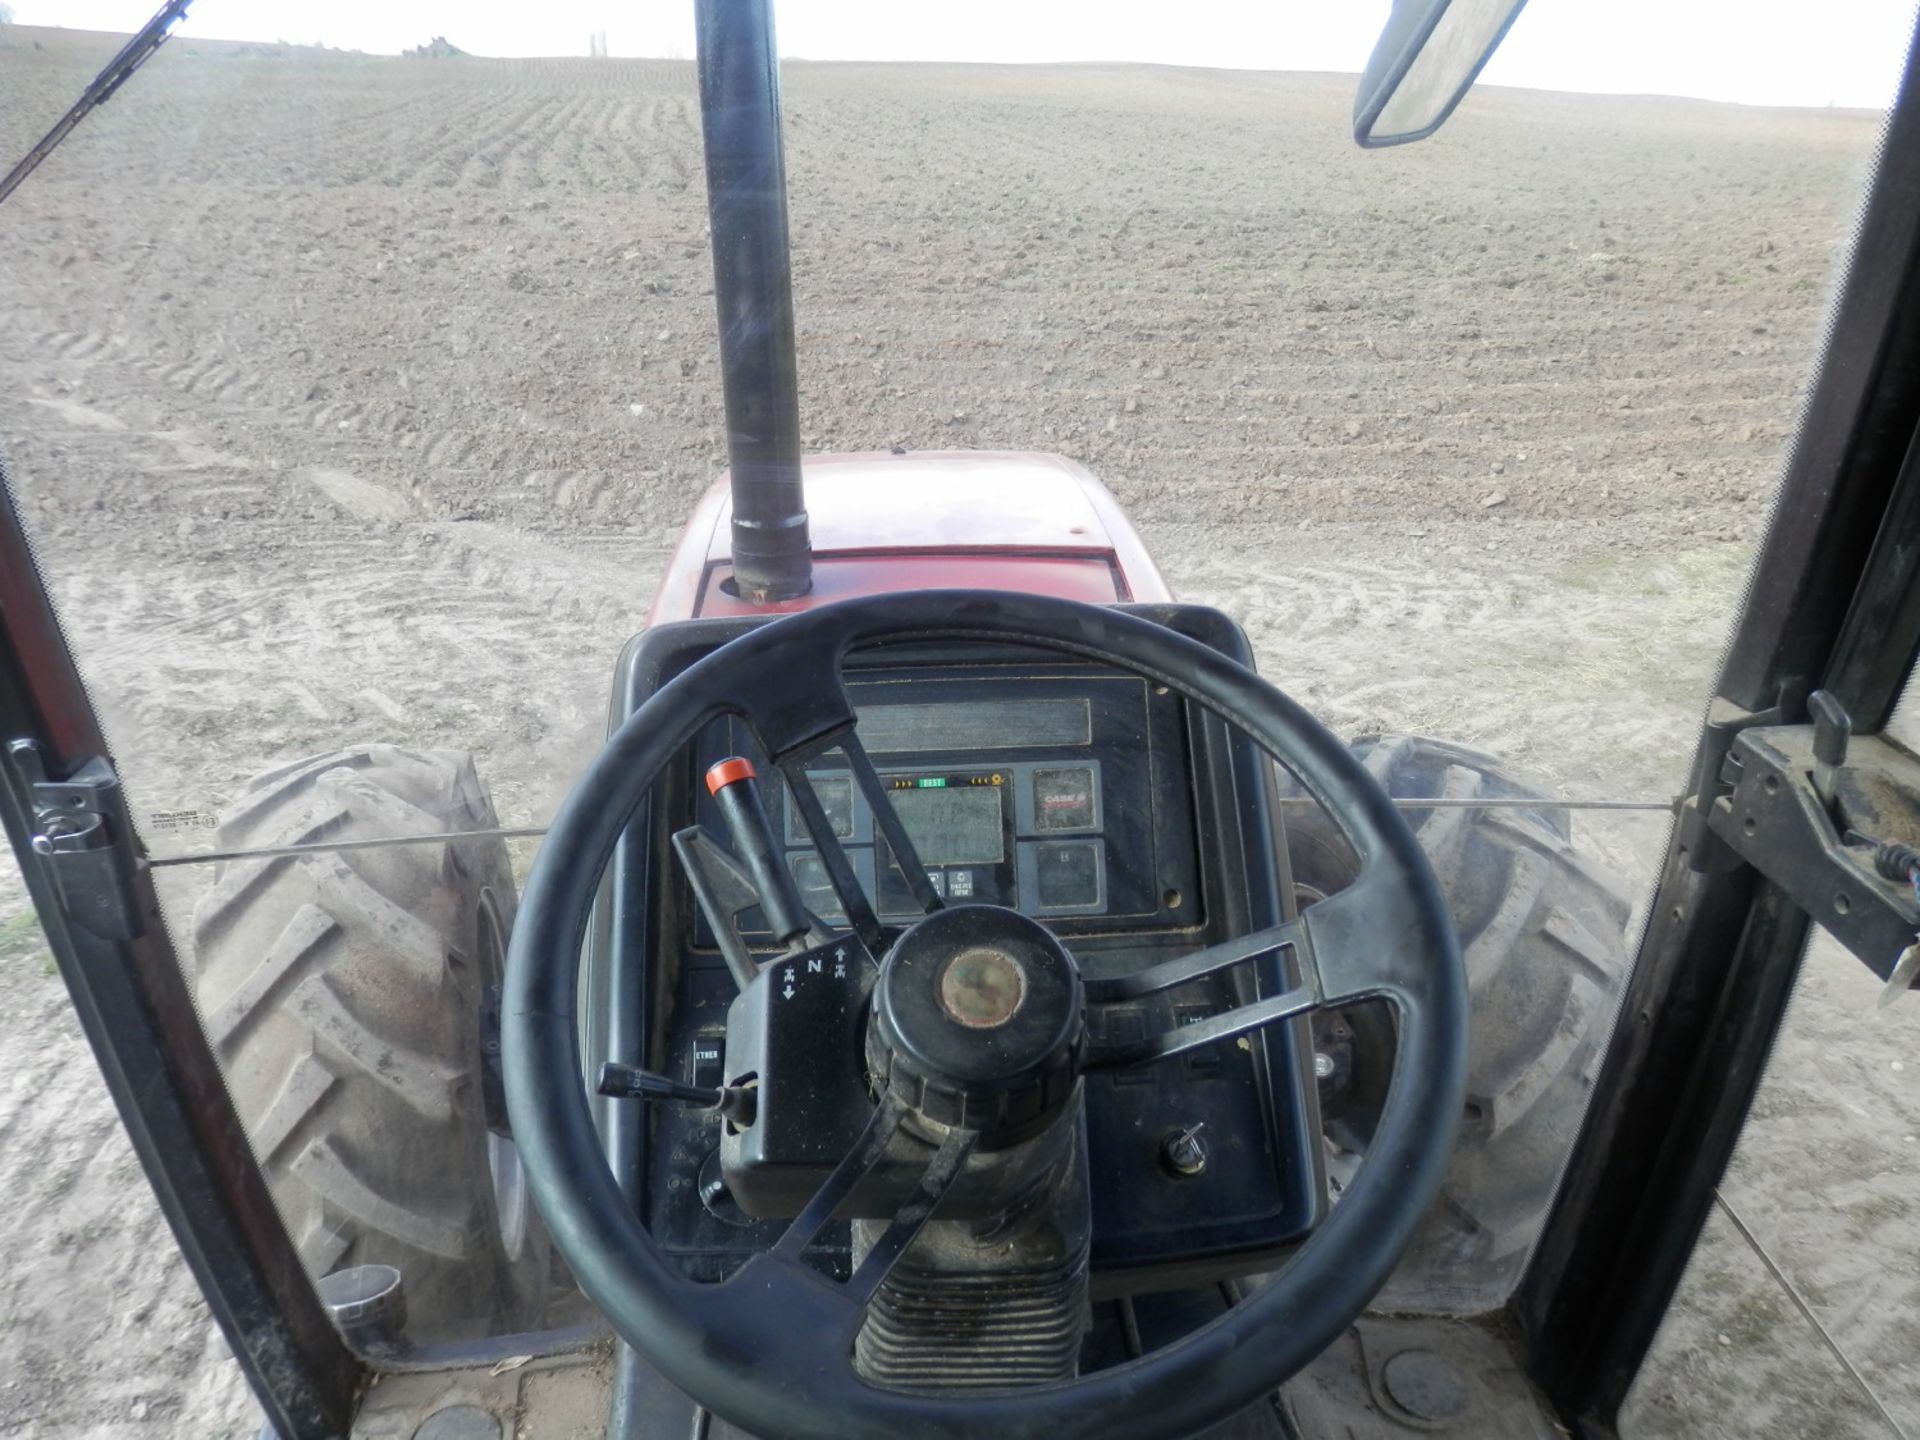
[707,756,814,948]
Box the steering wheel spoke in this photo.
[1084,860,1424,1070]
[769,1092,907,1263]
[1086,977,1321,1070]
[845,1123,979,1304]
[1085,917,1318,1070]
[761,1088,980,1308]
[781,759,887,947]
[1287,864,1429,1009]
[841,730,946,918]
[777,721,947,948]
[1084,917,1307,1004]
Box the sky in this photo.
[7,0,1915,109]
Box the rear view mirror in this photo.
[1353,0,1528,148]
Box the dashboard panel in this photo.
[691,669,1200,954]
[587,607,1325,1296]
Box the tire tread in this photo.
[189,745,542,1340]
[1292,734,1634,1313]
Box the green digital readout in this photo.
[890,784,1004,865]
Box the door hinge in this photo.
[1679,681,1809,874]
[7,738,142,941]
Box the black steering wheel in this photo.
[503,590,1466,1440]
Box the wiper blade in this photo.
[0,0,195,208]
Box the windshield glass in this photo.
[0,6,1909,1435]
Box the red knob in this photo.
[705,756,758,796]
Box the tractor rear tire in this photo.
[190,745,547,1342]
[1286,735,1633,1314]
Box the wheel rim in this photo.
[489,1131,530,1261]
[478,890,530,1260]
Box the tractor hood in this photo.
[647,451,1172,623]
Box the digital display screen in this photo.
[889,784,1005,866]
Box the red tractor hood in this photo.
[646,450,1171,624]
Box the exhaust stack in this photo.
[694,0,812,603]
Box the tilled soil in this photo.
[0,25,1912,1439]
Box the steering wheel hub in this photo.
[867,904,1084,1148]
[939,946,1028,1028]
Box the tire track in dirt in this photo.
[635,95,699,191]
[390,91,519,187]
[37,518,668,839]
[10,326,492,504]
[0,382,668,844]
